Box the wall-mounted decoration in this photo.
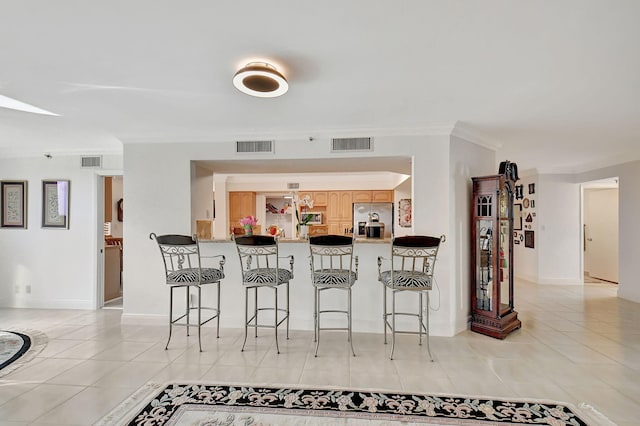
[525,213,533,223]
[524,230,535,248]
[42,180,70,229]
[530,200,535,208]
[532,212,536,217]
[398,198,412,227]
[528,183,535,194]
[515,185,524,200]
[513,203,522,230]
[522,198,530,208]
[1,181,27,228]
[117,198,123,222]
[520,234,524,241]
[525,225,531,230]
[514,239,520,244]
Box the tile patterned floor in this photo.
[0,279,638,425]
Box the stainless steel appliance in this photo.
[353,202,393,238]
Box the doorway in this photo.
[103,175,124,308]
[582,178,619,284]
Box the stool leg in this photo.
[241,287,249,352]
[216,282,221,339]
[314,287,320,357]
[426,292,433,362]
[313,285,318,343]
[418,292,423,346]
[165,286,174,350]
[286,281,290,340]
[254,287,258,338]
[383,285,388,344]
[390,290,397,360]
[274,286,280,354]
[197,285,202,352]
[186,287,190,336]
[348,287,356,357]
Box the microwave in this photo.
[305,212,323,225]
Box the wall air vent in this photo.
[287,183,300,190]
[236,140,274,154]
[331,137,373,152]
[81,155,102,168]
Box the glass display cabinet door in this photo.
[471,171,521,339]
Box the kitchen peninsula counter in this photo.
[194,236,434,336]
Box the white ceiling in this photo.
[1,1,639,173]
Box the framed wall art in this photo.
[42,180,70,229]
[513,203,523,230]
[524,230,535,248]
[1,180,27,228]
[398,198,412,227]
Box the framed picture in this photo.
[398,198,412,227]
[524,230,535,248]
[42,180,70,229]
[513,203,522,230]
[528,183,535,194]
[1,180,27,228]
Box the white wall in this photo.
[449,136,496,334]
[190,162,214,234]
[577,160,640,302]
[0,154,123,309]
[537,174,582,284]
[123,135,465,336]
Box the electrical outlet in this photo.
[25,285,31,294]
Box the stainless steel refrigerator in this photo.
[352,202,393,238]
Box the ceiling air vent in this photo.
[81,155,102,168]
[331,137,373,152]
[236,140,274,154]
[287,183,300,190]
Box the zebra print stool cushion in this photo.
[379,270,431,289]
[243,268,293,286]
[312,269,357,287]
[167,268,224,285]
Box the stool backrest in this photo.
[149,233,201,276]
[390,235,444,284]
[235,235,279,273]
[309,235,356,273]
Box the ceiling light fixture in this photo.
[232,62,288,98]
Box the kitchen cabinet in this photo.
[229,191,256,228]
[327,191,353,235]
[352,191,372,203]
[372,190,393,202]
[104,176,112,223]
[313,191,328,206]
[309,225,328,236]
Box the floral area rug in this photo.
[96,382,615,425]
[0,329,47,378]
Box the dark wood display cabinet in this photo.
[470,161,522,339]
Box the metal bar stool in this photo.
[309,235,358,357]
[378,235,445,360]
[149,233,225,352]
[234,235,294,354]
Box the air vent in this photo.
[331,137,373,152]
[287,183,300,190]
[236,140,274,154]
[81,155,102,168]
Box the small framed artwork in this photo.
[522,198,530,209]
[530,199,535,208]
[1,180,28,228]
[528,183,535,194]
[398,198,412,227]
[42,180,70,229]
[513,203,523,230]
[524,230,535,248]
[515,185,524,200]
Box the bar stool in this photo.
[309,235,358,357]
[149,233,225,352]
[378,235,445,360]
[234,235,294,354]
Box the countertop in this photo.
[201,237,392,244]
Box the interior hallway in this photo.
[0,279,638,425]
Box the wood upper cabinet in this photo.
[327,191,341,220]
[229,191,256,227]
[372,190,393,202]
[352,190,372,203]
[339,191,353,220]
[313,191,328,206]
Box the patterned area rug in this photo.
[0,329,47,378]
[96,382,615,425]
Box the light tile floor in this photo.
[0,280,638,425]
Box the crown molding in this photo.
[450,122,502,151]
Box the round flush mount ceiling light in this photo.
[233,62,288,98]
